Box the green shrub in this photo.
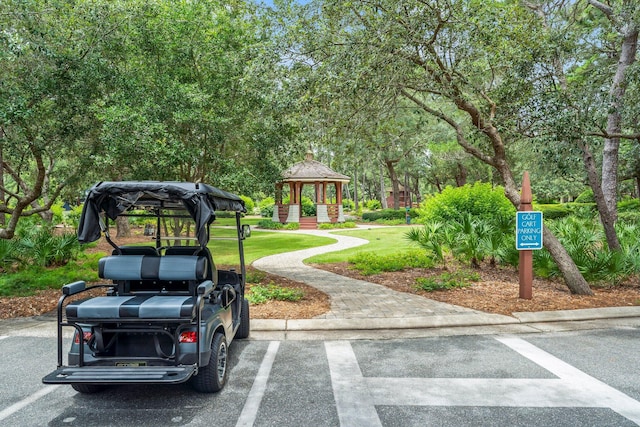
[365,199,382,210]
[349,250,433,275]
[574,188,595,203]
[408,214,515,269]
[284,222,300,230]
[245,269,267,283]
[565,203,597,219]
[418,182,515,224]
[215,210,235,218]
[301,196,316,216]
[125,209,152,226]
[240,195,255,214]
[257,219,284,229]
[544,217,634,284]
[50,203,65,225]
[318,221,357,229]
[618,198,640,213]
[618,211,640,225]
[362,208,418,222]
[67,205,84,229]
[414,270,479,292]
[261,204,275,218]
[258,196,275,209]
[258,197,275,218]
[17,226,81,268]
[0,238,21,272]
[0,253,101,297]
[247,283,304,305]
[342,198,355,211]
[406,222,451,265]
[535,204,572,220]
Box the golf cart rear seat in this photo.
[64,255,213,321]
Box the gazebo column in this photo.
[286,181,300,223]
[316,180,330,223]
[273,183,284,223]
[337,181,345,222]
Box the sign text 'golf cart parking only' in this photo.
[516,211,543,251]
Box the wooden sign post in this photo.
[518,172,533,299]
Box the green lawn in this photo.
[209,228,336,265]
[305,226,423,263]
[212,216,264,227]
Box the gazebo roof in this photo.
[281,151,350,183]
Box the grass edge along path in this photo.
[305,226,421,264]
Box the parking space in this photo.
[1,327,639,426]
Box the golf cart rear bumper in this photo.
[42,365,196,385]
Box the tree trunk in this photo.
[384,159,400,209]
[0,143,4,227]
[116,216,131,238]
[580,142,621,251]
[354,167,359,211]
[434,176,442,193]
[600,22,638,222]
[455,162,467,187]
[410,174,422,205]
[379,164,388,209]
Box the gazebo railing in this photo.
[275,204,288,223]
[326,204,340,222]
[274,203,341,223]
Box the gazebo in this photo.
[272,151,350,229]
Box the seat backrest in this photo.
[98,255,209,295]
[165,246,216,282]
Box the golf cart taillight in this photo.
[74,331,92,344]
[179,331,197,343]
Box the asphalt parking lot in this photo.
[1,322,639,426]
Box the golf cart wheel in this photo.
[191,333,228,393]
[236,298,250,339]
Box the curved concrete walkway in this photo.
[252,228,517,329]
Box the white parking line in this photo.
[0,385,61,422]
[324,338,640,426]
[497,336,640,425]
[326,341,382,427]
[236,341,280,427]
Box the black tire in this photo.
[191,333,228,393]
[71,383,108,394]
[236,298,250,339]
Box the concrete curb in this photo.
[512,306,640,323]
[1,307,639,337]
[251,306,640,332]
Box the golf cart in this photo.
[42,181,250,393]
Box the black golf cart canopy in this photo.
[77,181,246,246]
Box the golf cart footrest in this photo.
[42,365,196,385]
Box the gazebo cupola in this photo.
[273,151,350,228]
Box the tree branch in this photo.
[400,88,496,166]
[588,0,614,21]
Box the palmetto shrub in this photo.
[544,217,636,284]
[17,226,81,268]
[407,214,515,269]
[0,238,22,272]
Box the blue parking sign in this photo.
[516,211,543,250]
